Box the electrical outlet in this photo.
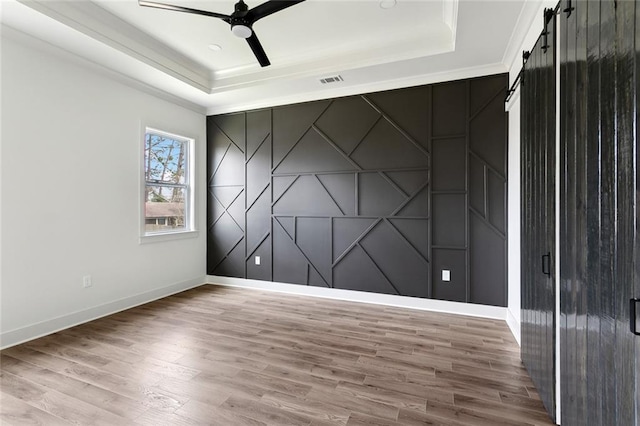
[255,256,261,265]
[82,275,92,288]
[442,270,451,282]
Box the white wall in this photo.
[0,30,207,348]
[505,0,558,345]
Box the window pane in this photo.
[145,185,186,233]
[144,133,187,184]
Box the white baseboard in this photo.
[0,276,207,350]
[506,307,521,345]
[207,275,508,320]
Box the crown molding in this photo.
[5,0,523,114]
[16,0,458,98]
[208,29,454,95]
[206,62,507,116]
[17,0,212,93]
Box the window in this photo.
[143,128,194,237]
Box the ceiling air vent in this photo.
[319,75,344,85]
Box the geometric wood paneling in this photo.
[432,137,466,191]
[207,113,246,278]
[207,75,508,307]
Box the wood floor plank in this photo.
[453,393,554,425]
[101,356,201,382]
[345,411,398,426]
[357,354,437,376]
[362,375,454,405]
[261,390,351,425]
[335,381,426,411]
[425,399,537,426]
[234,369,313,398]
[260,364,340,391]
[0,285,554,425]
[152,376,233,408]
[305,388,399,421]
[222,394,314,425]
[0,370,131,425]
[433,369,531,397]
[0,392,70,426]
[173,399,266,426]
[134,408,202,426]
[1,355,147,420]
[397,407,469,426]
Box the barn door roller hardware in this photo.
[563,0,575,17]
[541,8,555,53]
[504,50,530,103]
[505,6,557,103]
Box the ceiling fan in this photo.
[138,0,306,67]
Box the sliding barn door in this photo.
[521,11,556,422]
[560,0,639,424]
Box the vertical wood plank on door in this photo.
[533,33,543,412]
[545,22,556,414]
[574,1,589,422]
[636,0,640,421]
[598,2,618,422]
[559,0,573,421]
[585,0,603,423]
[561,0,639,424]
[520,12,556,422]
[561,0,583,421]
[614,1,637,425]
[521,44,530,386]
[533,42,542,402]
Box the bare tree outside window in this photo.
[144,131,191,233]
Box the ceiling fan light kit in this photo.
[379,0,397,10]
[231,24,252,39]
[138,0,307,67]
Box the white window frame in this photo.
[140,127,197,243]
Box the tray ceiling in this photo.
[1,0,534,114]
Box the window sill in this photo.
[139,230,199,244]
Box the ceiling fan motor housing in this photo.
[231,0,252,38]
[234,0,249,13]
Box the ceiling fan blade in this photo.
[246,32,271,67]
[138,1,230,21]
[247,0,306,22]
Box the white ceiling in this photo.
[1,0,537,114]
[101,1,455,76]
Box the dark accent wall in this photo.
[207,74,508,306]
[559,0,639,425]
[520,12,556,422]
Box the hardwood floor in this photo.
[0,285,554,425]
